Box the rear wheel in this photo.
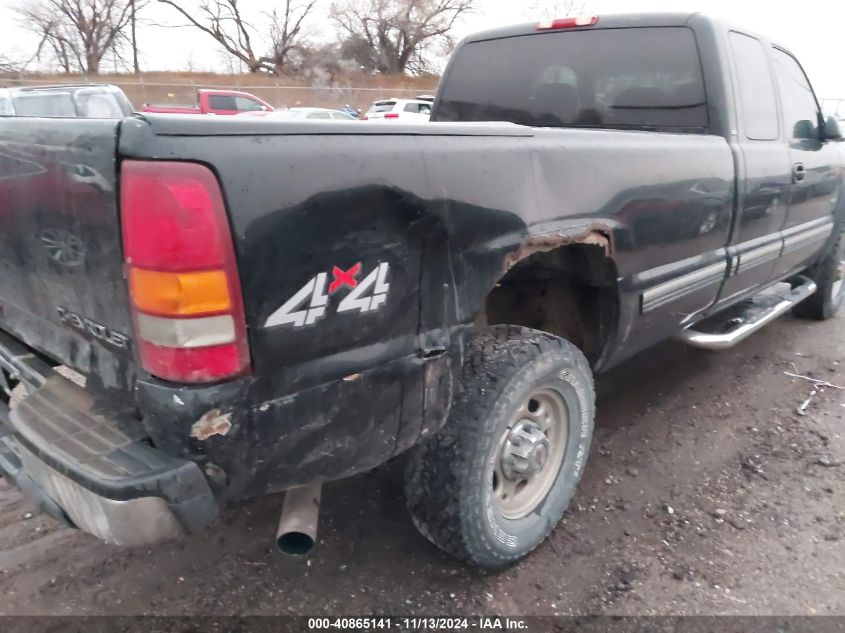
[404,326,594,569]
[794,223,845,320]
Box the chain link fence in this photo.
[0,76,440,113]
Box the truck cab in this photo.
[142,89,273,115]
[0,84,133,118]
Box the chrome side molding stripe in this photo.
[736,241,781,273]
[782,221,834,255]
[637,217,833,314]
[642,261,727,313]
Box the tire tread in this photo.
[404,325,593,567]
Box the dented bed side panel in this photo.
[120,120,531,496]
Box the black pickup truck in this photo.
[1,13,843,569]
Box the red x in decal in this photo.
[329,262,362,294]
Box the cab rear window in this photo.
[12,93,77,117]
[435,26,708,132]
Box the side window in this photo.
[404,103,420,113]
[771,48,820,140]
[208,95,237,111]
[77,92,124,119]
[729,32,779,140]
[234,96,264,111]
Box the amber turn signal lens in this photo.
[130,268,232,317]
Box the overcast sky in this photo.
[1,0,843,101]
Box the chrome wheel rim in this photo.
[492,388,568,520]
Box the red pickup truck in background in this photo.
[142,88,273,115]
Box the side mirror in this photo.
[822,115,843,141]
[794,119,815,139]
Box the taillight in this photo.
[537,15,599,30]
[362,114,369,120]
[384,113,399,119]
[121,160,250,383]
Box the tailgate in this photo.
[0,118,134,390]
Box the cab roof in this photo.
[464,12,700,43]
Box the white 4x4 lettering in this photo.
[265,262,390,329]
[337,263,390,314]
[264,272,328,328]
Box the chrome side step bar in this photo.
[676,276,817,350]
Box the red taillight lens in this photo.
[138,341,243,384]
[537,15,599,30]
[121,160,250,384]
[362,114,369,120]
[384,113,399,119]
[122,162,228,270]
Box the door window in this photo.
[234,96,265,111]
[771,48,820,140]
[729,32,779,140]
[404,102,431,114]
[208,95,237,111]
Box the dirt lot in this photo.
[0,313,843,616]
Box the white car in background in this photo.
[363,96,433,122]
[239,107,357,121]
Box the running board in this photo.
[676,276,817,350]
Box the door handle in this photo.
[792,163,806,183]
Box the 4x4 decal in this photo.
[264,262,390,329]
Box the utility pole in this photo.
[131,0,140,74]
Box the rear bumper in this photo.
[0,329,216,546]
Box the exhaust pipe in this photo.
[276,483,322,556]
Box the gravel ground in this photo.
[0,312,843,616]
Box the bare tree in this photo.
[296,41,362,84]
[18,4,79,72]
[526,0,591,20]
[130,0,140,73]
[156,0,268,73]
[329,0,476,75]
[0,53,22,74]
[267,1,319,72]
[157,0,317,74]
[337,35,377,72]
[17,0,135,74]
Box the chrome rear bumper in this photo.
[16,442,185,545]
